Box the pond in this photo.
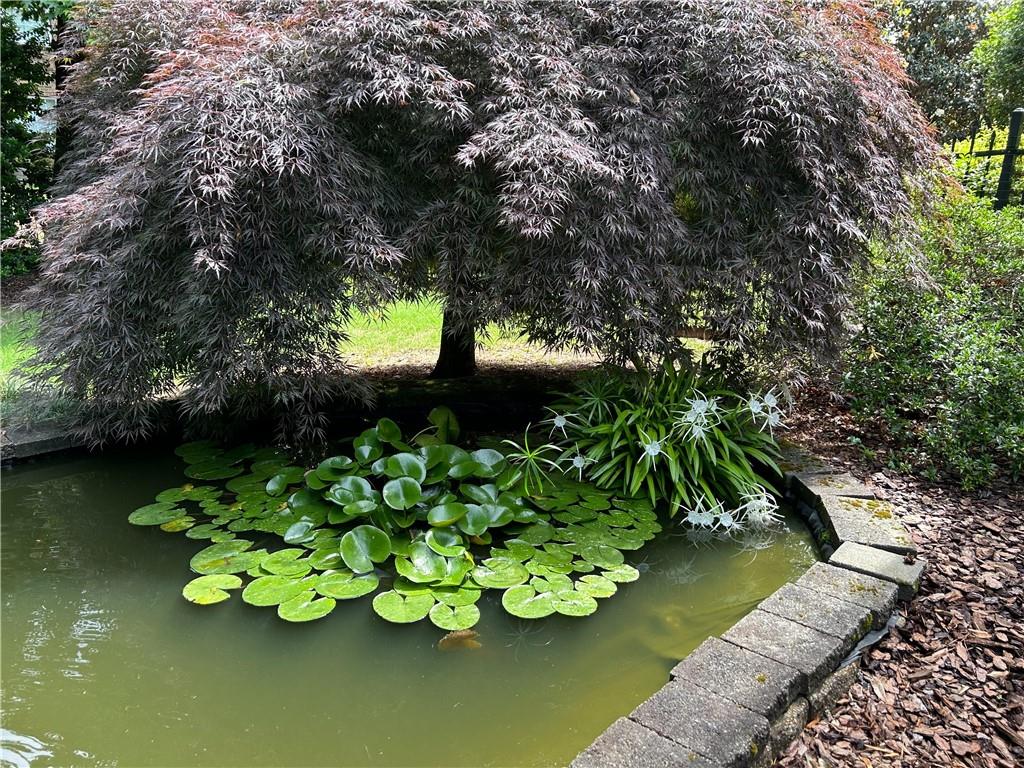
[1,449,818,767]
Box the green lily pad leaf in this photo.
[448,460,483,480]
[277,591,336,622]
[129,503,185,526]
[395,541,447,583]
[266,473,291,497]
[600,563,641,583]
[185,461,243,481]
[353,429,383,464]
[308,547,343,570]
[576,574,618,598]
[471,557,529,589]
[517,522,556,545]
[427,406,459,443]
[372,590,434,623]
[431,584,482,606]
[580,544,625,568]
[456,504,490,536]
[389,533,413,558]
[326,476,375,506]
[339,525,391,573]
[262,548,312,577]
[429,602,480,631]
[316,455,354,482]
[384,453,427,483]
[182,574,242,605]
[242,574,311,606]
[304,470,329,490]
[438,554,474,587]
[190,540,266,575]
[461,484,498,504]
[427,502,468,527]
[175,440,222,462]
[501,539,537,562]
[185,523,232,541]
[501,585,555,619]
[376,418,402,444]
[393,577,433,596]
[425,528,465,557]
[315,571,379,599]
[383,477,422,510]
[283,519,317,545]
[571,559,596,573]
[471,448,506,472]
[531,573,573,593]
[552,589,598,617]
[160,516,196,533]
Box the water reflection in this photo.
[0,729,53,768]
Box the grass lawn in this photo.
[0,301,592,390]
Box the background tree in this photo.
[973,0,1024,121]
[886,0,991,141]
[0,0,64,277]
[25,0,936,446]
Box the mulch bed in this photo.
[776,390,1024,767]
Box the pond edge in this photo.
[570,444,925,768]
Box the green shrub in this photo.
[844,191,1024,488]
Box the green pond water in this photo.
[1,450,818,768]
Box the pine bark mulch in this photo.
[775,393,1023,767]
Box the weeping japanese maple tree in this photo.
[25,0,937,444]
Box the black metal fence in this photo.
[950,108,1024,210]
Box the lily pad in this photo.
[308,548,343,570]
[129,503,185,526]
[580,544,625,568]
[427,502,468,527]
[327,476,375,506]
[600,563,641,583]
[429,602,480,631]
[384,453,427,483]
[425,528,465,557]
[376,418,403,444]
[372,590,435,624]
[395,542,447,583]
[160,516,196,533]
[182,574,242,605]
[283,519,317,545]
[185,461,243,481]
[576,574,618,598]
[190,540,266,575]
[315,455,354,482]
[501,585,555,619]
[277,592,336,622]
[551,589,598,617]
[315,571,379,599]
[242,574,311,606]
[431,585,482,607]
[339,525,391,573]
[383,477,422,510]
[262,548,312,577]
[471,557,529,589]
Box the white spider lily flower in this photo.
[687,418,711,442]
[762,389,778,408]
[685,499,716,528]
[747,395,765,416]
[563,447,594,481]
[541,408,575,439]
[640,439,663,458]
[738,488,782,528]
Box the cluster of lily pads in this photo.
[130,408,659,629]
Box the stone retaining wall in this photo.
[571,445,925,768]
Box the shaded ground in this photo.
[777,389,1023,768]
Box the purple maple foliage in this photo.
[25,0,938,445]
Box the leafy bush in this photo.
[27,0,936,445]
[973,0,1024,122]
[844,191,1024,488]
[546,363,785,530]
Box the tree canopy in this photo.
[27,0,937,445]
